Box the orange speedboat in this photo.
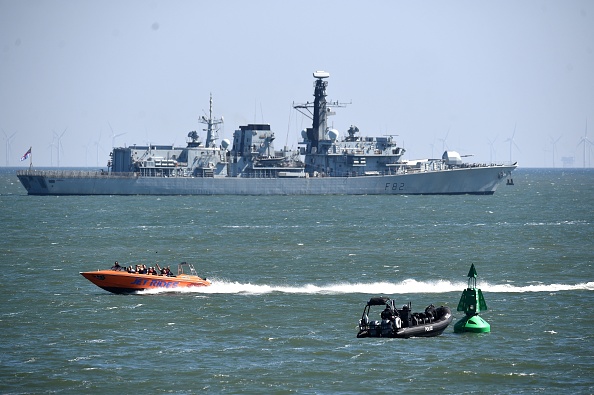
[81,262,210,294]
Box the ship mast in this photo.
[199,94,224,148]
[311,71,329,146]
[294,71,348,154]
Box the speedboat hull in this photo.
[392,307,453,338]
[80,270,210,294]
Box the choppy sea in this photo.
[0,167,593,394]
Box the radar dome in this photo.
[327,129,339,141]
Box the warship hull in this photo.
[17,165,514,195]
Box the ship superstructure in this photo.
[294,71,406,178]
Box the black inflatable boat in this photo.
[357,297,453,338]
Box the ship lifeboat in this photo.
[80,261,210,294]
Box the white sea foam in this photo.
[139,279,594,295]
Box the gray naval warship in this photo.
[17,71,516,195]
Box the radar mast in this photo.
[199,93,224,148]
[294,71,348,152]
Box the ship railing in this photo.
[16,169,138,178]
[235,161,515,179]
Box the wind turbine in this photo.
[542,143,551,167]
[487,136,497,164]
[83,142,90,167]
[108,122,126,148]
[53,128,67,167]
[2,129,17,166]
[145,127,152,152]
[505,124,520,163]
[550,135,561,168]
[94,132,104,167]
[48,138,56,167]
[577,120,592,168]
[439,128,450,153]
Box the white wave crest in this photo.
[139,279,594,295]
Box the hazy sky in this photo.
[1,0,593,168]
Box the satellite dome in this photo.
[327,129,339,141]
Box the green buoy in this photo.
[454,264,490,333]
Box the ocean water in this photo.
[0,167,593,394]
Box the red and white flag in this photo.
[20,147,31,161]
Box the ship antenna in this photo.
[286,103,292,150]
[200,93,224,148]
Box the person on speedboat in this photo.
[155,263,173,276]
